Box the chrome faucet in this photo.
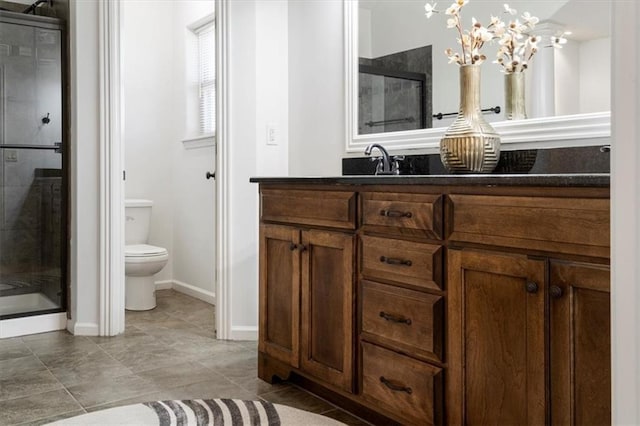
[364,143,404,175]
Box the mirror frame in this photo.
[344,0,611,153]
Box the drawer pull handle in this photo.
[380,209,412,218]
[380,376,413,394]
[380,256,412,267]
[379,311,412,325]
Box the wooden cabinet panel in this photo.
[448,195,610,257]
[361,342,443,425]
[261,189,356,229]
[361,280,443,362]
[361,235,443,291]
[256,183,610,425]
[447,249,546,426]
[550,261,611,426]
[361,192,443,239]
[258,224,300,368]
[300,230,355,393]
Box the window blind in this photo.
[197,23,215,135]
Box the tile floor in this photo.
[0,290,368,426]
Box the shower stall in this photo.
[358,64,429,135]
[0,10,66,327]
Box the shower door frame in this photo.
[0,11,69,321]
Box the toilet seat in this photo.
[125,244,168,258]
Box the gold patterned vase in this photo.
[504,72,527,120]
[440,64,501,173]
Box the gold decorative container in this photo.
[440,65,501,173]
[505,72,527,120]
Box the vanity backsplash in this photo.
[342,145,610,176]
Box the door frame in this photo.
[97,0,231,338]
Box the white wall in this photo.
[555,37,611,116]
[123,1,176,283]
[256,0,289,177]
[288,0,343,176]
[554,39,581,116]
[358,7,371,59]
[579,37,610,113]
[170,0,216,297]
[68,0,100,334]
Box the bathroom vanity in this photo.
[251,174,610,425]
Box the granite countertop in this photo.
[249,173,610,187]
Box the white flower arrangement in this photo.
[424,0,492,65]
[424,1,569,73]
[494,4,540,73]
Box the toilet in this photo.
[124,199,169,311]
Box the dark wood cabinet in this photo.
[448,251,612,426]
[258,224,300,367]
[448,249,546,426]
[550,261,611,425]
[256,182,610,426]
[300,230,355,393]
[257,191,356,393]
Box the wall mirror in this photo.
[345,0,611,152]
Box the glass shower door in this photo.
[0,14,65,319]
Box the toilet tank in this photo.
[125,199,153,245]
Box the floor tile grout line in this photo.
[61,387,88,414]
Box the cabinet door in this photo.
[300,229,355,393]
[550,261,611,425]
[448,249,546,425]
[259,224,300,367]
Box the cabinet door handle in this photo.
[380,256,412,267]
[379,311,412,325]
[298,244,307,252]
[550,285,564,299]
[380,209,412,218]
[379,376,413,394]
[289,243,298,251]
[525,281,539,294]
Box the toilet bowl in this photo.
[125,244,168,310]
[124,199,169,311]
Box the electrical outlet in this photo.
[266,123,278,146]
[4,150,17,162]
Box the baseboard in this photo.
[154,280,173,290]
[230,325,258,341]
[155,280,216,305]
[0,312,67,338]
[67,320,100,336]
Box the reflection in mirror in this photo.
[356,0,611,135]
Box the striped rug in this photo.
[46,398,347,425]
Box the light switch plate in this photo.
[266,123,278,146]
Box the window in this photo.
[196,20,215,135]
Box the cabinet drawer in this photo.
[261,189,356,229]
[362,280,443,362]
[362,342,443,425]
[448,194,610,257]
[361,235,443,291]
[361,192,442,239]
